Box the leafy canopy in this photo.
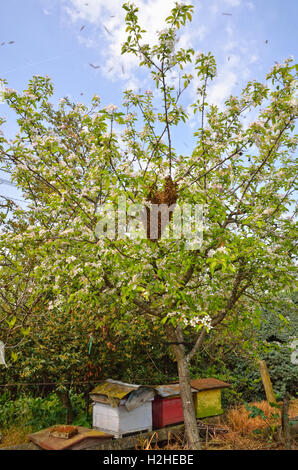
[0,2,297,365]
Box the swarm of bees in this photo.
[145,176,178,240]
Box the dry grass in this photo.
[0,425,32,448]
[226,400,298,435]
[136,429,189,450]
[206,399,298,450]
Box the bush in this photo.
[0,392,91,432]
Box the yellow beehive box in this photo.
[190,378,230,419]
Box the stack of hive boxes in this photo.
[90,377,230,437]
[151,378,230,427]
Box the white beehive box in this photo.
[90,379,154,438]
[92,400,153,438]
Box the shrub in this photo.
[0,392,91,431]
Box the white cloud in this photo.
[208,69,238,107]
[223,0,241,6]
[64,0,182,86]
[210,0,242,12]
[209,3,220,15]
[249,54,258,64]
[77,35,98,49]
[222,40,238,52]
[246,1,255,10]
[196,25,208,41]
[63,0,260,116]
[225,25,234,37]
[178,25,208,51]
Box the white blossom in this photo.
[124,114,134,122]
[4,87,17,95]
[104,104,118,114]
[24,92,37,100]
[263,208,273,215]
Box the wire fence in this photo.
[0,380,100,388]
[0,377,179,388]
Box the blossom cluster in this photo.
[181,313,213,330]
[104,104,118,114]
[208,246,227,257]
[166,311,213,331]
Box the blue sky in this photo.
[0,0,297,203]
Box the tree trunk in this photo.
[57,390,74,425]
[166,325,201,450]
[281,392,291,450]
[177,354,201,449]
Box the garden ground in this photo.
[1,399,297,450]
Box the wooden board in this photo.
[28,426,111,450]
[259,360,276,404]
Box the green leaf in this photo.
[6,317,16,329]
[21,327,31,337]
[11,351,18,362]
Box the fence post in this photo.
[258,360,276,404]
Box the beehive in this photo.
[152,384,197,428]
[90,379,155,438]
[190,378,230,419]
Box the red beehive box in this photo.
[152,396,183,428]
[152,384,196,428]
